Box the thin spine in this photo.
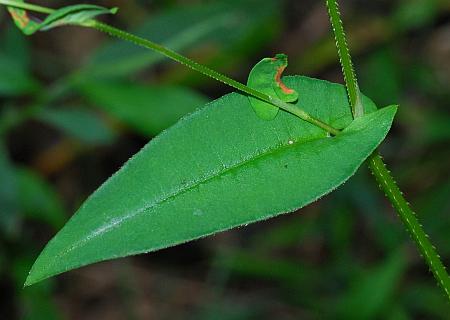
[326,0,450,300]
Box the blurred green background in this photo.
[0,0,449,319]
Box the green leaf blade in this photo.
[25,76,396,286]
[17,167,66,230]
[0,26,39,96]
[40,4,118,31]
[76,82,208,137]
[36,108,116,144]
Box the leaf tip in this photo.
[384,104,398,118]
[23,250,52,287]
[23,271,38,287]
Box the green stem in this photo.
[0,0,53,14]
[325,0,363,118]
[0,0,339,135]
[89,21,340,135]
[369,154,450,299]
[326,0,450,300]
[88,21,268,103]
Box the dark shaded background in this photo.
[1,0,449,319]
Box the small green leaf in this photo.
[3,23,31,69]
[0,25,39,96]
[77,82,208,136]
[16,167,66,229]
[0,52,38,96]
[40,5,118,31]
[8,4,117,35]
[36,108,116,144]
[247,54,298,120]
[25,76,396,286]
[7,1,42,35]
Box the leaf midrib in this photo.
[50,131,329,261]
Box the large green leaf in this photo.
[25,76,396,286]
[77,82,208,136]
[16,167,66,230]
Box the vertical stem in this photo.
[326,0,363,118]
[325,0,450,300]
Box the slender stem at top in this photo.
[326,0,363,118]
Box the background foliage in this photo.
[0,0,449,318]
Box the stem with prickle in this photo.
[326,0,450,300]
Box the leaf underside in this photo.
[25,76,396,286]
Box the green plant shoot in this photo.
[247,54,298,120]
[1,0,448,302]
[7,3,117,35]
[7,0,41,35]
